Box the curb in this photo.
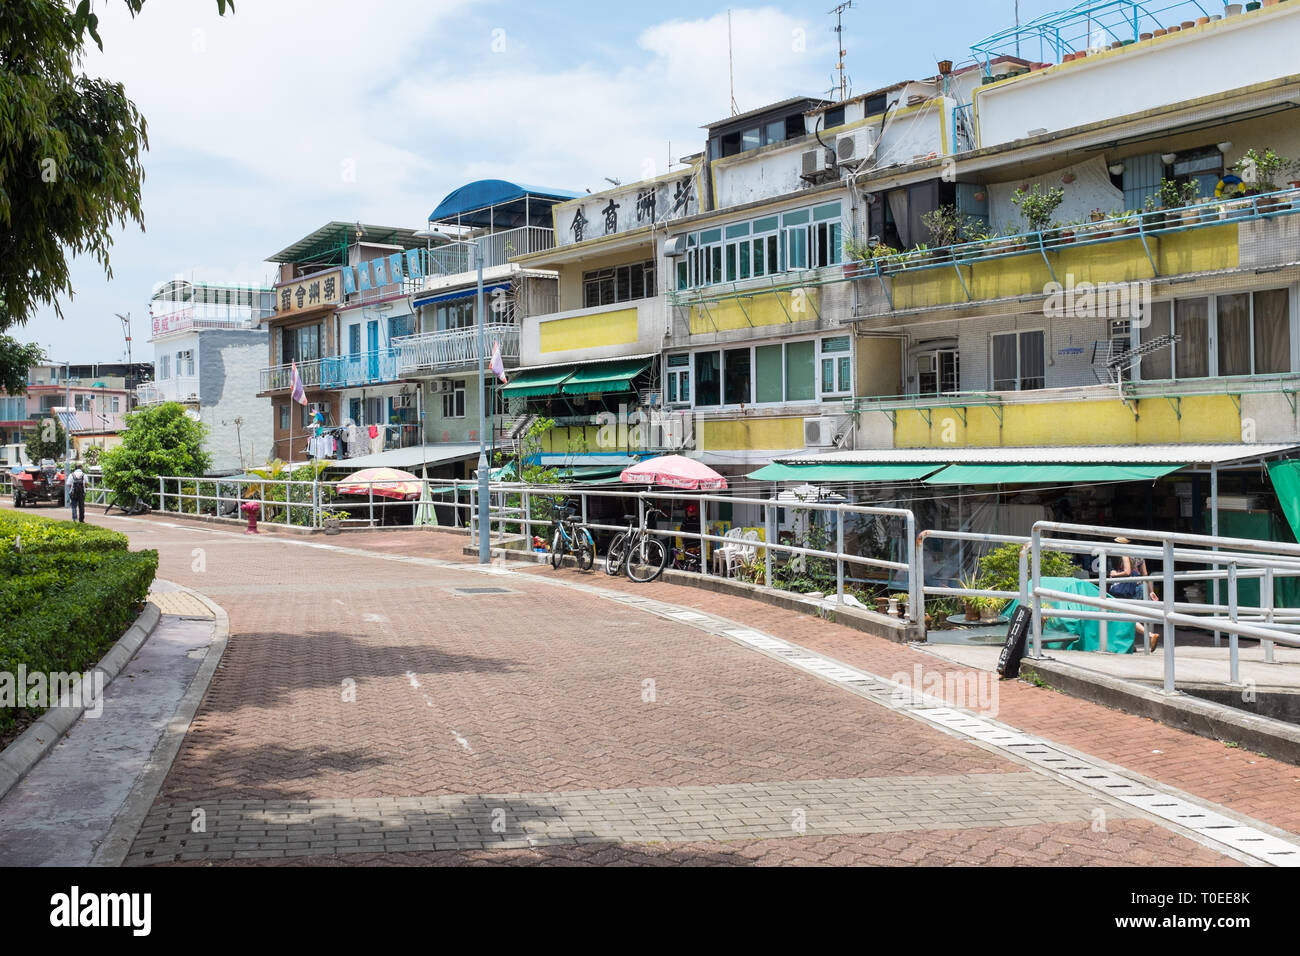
[467,542,922,644]
[93,584,230,868]
[1020,656,1300,765]
[0,602,162,803]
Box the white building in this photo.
[139,279,275,474]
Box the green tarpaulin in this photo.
[747,462,941,482]
[559,358,650,396]
[501,366,575,398]
[1006,576,1137,654]
[1268,460,1300,543]
[924,464,1178,485]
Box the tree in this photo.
[0,1,233,387]
[22,414,67,462]
[0,337,45,395]
[101,402,209,504]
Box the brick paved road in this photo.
[38,509,1299,866]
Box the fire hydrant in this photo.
[241,500,262,534]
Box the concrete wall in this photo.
[198,329,273,472]
[975,6,1300,148]
[520,298,665,366]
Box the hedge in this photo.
[0,511,128,556]
[0,513,157,735]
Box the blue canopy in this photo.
[429,180,582,227]
[412,282,510,309]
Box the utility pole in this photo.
[829,2,853,102]
[728,10,738,116]
[115,312,132,368]
[474,242,489,564]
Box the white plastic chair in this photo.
[712,528,746,576]
[726,530,761,577]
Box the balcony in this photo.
[136,378,200,406]
[319,349,400,389]
[852,189,1300,318]
[260,359,322,393]
[422,225,555,280]
[395,323,519,376]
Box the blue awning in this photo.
[429,180,582,227]
[412,282,510,309]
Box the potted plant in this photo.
[1011,182,1065,238]
[1234,147,1293,207]
[959,573,982,621]
[920,204,982,259]
[979,597,1007,623]
[1225,3,1243,14]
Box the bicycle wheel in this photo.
[550,530,564,570]
[604,533,627,576]
[577,529,596,572]
[626,536,668,583]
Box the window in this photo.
[666,354,691,405]
[755,345,783,403]
[723,348,752,405]
[681,204,840,289]
[74,393,92,412]
[917,350,959,395]
[284,324,321,363]
[1141,290,1291,381]
[824,106,845,129]
[483,376,505,418]
[278,404,290,430]
[1254,289,1291,374]
[349,324,361,356]
[110,396,120,413]
[991,330,1045,391]
[443,380,466,418]
[694,351,721,407]
[435,298,476,331]
[742,127,761,151]
[159,355,171,379]
[582,260,656,307]
[388,315,414,340]
[820,336,852,395]
[785,340,816,401]
[1174,298,1210,378]
[178,349,195,377]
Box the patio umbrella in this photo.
[336,467,422,501]
[619,455,728,490]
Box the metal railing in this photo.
[136,378,201,406]
[260,358,323,393]
[319,348,400,388]
[394,323,519,375]
[422,226,556,279]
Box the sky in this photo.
[25,0,1070,365]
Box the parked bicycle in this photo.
[605,507,669,582]
[550,501,595,572]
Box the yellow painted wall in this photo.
[856,336,903,398]
[699,416,804,451]
[539,307,639,353]
[894,394,1240,448]
[689,287,820,335]
[891,225,1239,311]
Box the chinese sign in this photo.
[275,269,342,316]
[556,161,703,248]
[150,307,194,336]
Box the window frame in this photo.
[669,335,851,408]
[442,379,467,419]
[990,329,1046,392]
[1136,287,1295,382]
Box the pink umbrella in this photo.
[620,455,728,490]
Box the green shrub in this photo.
[0,512,157,734]
[976,541,1076,594]
[0,511,128,555]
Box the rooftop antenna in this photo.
[1015,0,1021,58]
[728,10,738,116]
[829,1,852,102]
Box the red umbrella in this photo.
[620,455,728,490]
[336,467,422,501]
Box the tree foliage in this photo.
[22,413,66,462]
[100,401,209,503]
[0,0,232,387]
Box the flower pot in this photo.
[324,518,341,535]
[1153,27,1168,36]
[1246,1,1261,9]
[1225,3,1243,14]
[979,606,1000,623]
[964,602,980,622]
[1181,19,1197,27]
[1139,32,1153,40]
[1197,15,1211,23]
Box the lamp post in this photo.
[115,312,132,368]
[474,241,489,564]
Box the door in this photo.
[366,321,379,381]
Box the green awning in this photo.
[559,358,651,396]
[555,465,627,483]
[748,463,942,482]
[1268,460,1300,542]
[501,366,575,398]
[924,464,1179,485]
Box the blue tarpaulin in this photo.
[1006,576,1138,654]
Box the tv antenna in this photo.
[829,1,852,102]
[728,9,739,116]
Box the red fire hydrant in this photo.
[241,500,262,534]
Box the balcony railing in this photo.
[395,323,520,375]
[422,225,556,280]
[136,378,201,405]
[260,358,323,393]
[319,349,400,389]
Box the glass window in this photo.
[991,330,1043,390]
[785,340,815,401]
[742,128,761,151]
[1174,298,1210,378]
[694,351,721,407]
[666,354,690,406]
[1216,293,1251,377]
[442,380,466,418]
[1254,289,1291,374]
[725,245,737,282]
[992,333,1018,390]
[279,404,289,430]
[786,228,808,270]
[1140,301,1172,380]
[349,325,361,355]
[755,345,783,403]
[1019,330,1044,389]
[765,119,784,145]
[723,348,752,405]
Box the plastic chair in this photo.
[712,528,747,576]
[726,530,761,577]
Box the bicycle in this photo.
[549,503,595,572]
[605,507,669,583]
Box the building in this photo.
[139,279,275,473]
[11,363,133,456]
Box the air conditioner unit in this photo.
[433,380,453,394]
[800,147,834,180]
[804,417,836,448]
[663,235,687,257]
[835,134,856,162]
[394,392,414,408]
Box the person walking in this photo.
[69,464,86,523]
